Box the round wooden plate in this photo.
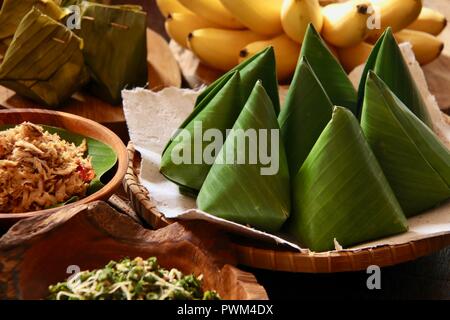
[0,109,128,228]
[0,201,267,300]
[124,144,450,273]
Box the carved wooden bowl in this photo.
[0,201,267,300]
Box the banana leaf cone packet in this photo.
[0,8,89,107]
[77,2,147,104]
[160,71,243,191]
[361,72,450,217]
[287,107,408,252]
[197,82,290,232]
[357,28,432,127]
[300,24,357,115]
[0,0,68,47]
[195,47,280,115]
[279,56,333,176]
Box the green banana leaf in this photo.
[0,0,68,44]
[300,24,357,115]
[197,82,290,232]
[195,47,280,115]
[160,71,242,191]
[0,124,117,194]
[278,57,333,176]
[287,107,408,252]
[76,2,147,104]
[0,8,89,107]
[357,28,432,127]
[361,72,450,217]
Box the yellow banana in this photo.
[407,7,447,36]
[367,0,423,42]
[219,0,283,36]
[321,0,372,48]
[165,13,221,48]
[281,0,323,43]
[178,0,244,29]
[325,41,340,60]
[239,34,301,80]
[337,42,373,73]
[156,0,191,17]
[187,28,267,71]
[395,29,444,65]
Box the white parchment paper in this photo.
[123,45,450,253]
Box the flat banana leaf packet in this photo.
[0,0,69,47]
[76,2,148,104]
[0,8,89,107]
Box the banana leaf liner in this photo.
[287,107,408,252]
[160,71,243,191]
[197,82,290,233]
[279,57,333,176]
[0,0,68,47]
[361,72,450,217]
[195,47,280,115]
[357,28,432,127]
[0,8,89,107]
[300,24,357,115]
[77,2,147,104]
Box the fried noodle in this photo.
[0,122,95,213]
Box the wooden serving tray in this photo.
[0,201,267,300]
[124,145,450,273]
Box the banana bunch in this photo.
[157,0,447,79]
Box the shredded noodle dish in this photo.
[0,122,95,213]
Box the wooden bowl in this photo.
[124,144,450,273]
[0,201,267,300]
[0,109,128,228]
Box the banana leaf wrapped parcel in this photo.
[77,2,147,104]
[361,72,450,217]
[0,8,89,107]
[287,107,408,252]
[161,47,280,192]
[197,82,290,232]
[0,0,68,49]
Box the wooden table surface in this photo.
[0,0,447,300]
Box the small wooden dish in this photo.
[124,145,450,273]
[0,201,267,300]
[0,109,128,227]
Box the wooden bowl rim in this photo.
[0,108,128,219]
[124,143,450,272]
